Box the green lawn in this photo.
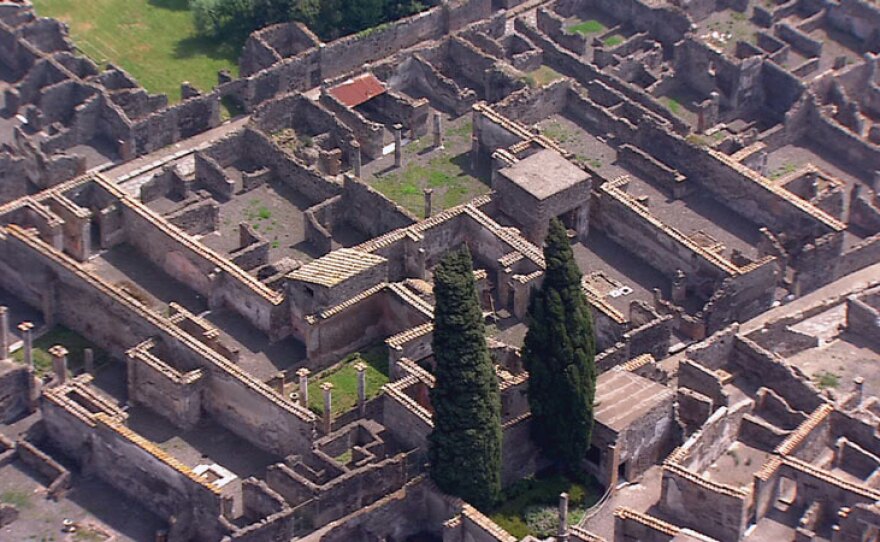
[567,19,606,35]
[12,325,107,376]
[524,65,564,88]
[31,0,239,101]
[604,35,624,47]
[813,370,840,389]
[489,472,601,539]
[769,162,798,180]
[373,123,490,216]
[664,97,682,115]
[541,121,576,144]
[308,345,389,417]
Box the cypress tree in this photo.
[522,218,597,471]
[428,247,502,509]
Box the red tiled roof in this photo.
[328,73,386,108]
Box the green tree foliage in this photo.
[189,0,428,42]
[428,247,502,509]
[522,218,597,471]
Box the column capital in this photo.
[48,345,69,358]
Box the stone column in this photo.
[355,361,368,418]
[424,188,434,219]
[558,492,570,542]
[273,371,285,395]
[297,368,310,408]
[433,112,443,148]
[321,382,333,434]
[351,141,362,178]
[470,135,480,170]
[0,306,8,360]
[854,376,865,405]
[393,124,403,169]
[671,269,687,304]
[19,322,37,411]
[49,345,68,386]
[84,348,95,376]
[18,322,33,369]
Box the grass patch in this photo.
[12,326,106,376]
[73,526,110,542]
[541,122,575,144]
[335,448,353,465]
[603,35,624,47]
[372,149,489,215]
[244,199,275,225]
[31,0,239,101]
[525,65,563,87]
[769,163,798,180]
[664,97,682,115]
[1,490,32,509]
[567,19,606,35]
[489,471,601,539]
[814,371,840,389]
[308,345,389,418]
[445,120,473,141]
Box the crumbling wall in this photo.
[731,337,824,414]
[341,176,417,238]
[127,350,205,430]
[660,465,749,542]
[89,417,227,540]
[0,360,29,423]
[243,127,341,204]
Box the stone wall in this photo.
[341,175,417,238]
[847,294,880,344]
[660,465,749,542]
[90,416,227,540]
[731,337,824,414]
[127,347,205,430]
[673,401,752,473]
[0,360,29,423]
[243,128,341,205]
[618,383,677,480]
[501,414,542,487]
[678,359,726,409]
[166,199,220,236]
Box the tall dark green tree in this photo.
[522,218,596,471]
[428,247,502,509]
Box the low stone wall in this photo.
[194,152,235,201]
[166,199,219,236]
[731,337,824,414]
[660,463,750,542]
[536,7,586,56]
[846,295,880,346]
[678,359,726,409]
[15,440,70,498]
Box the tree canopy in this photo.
[189,0,429,43]
[428,246,502,509]
[522,218,597,471]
